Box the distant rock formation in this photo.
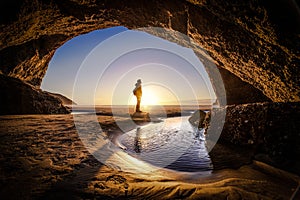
[0,75,69,114]
[45,91,77,106]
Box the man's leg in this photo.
[136,97,141,112]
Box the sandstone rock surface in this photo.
[0,0,299,114]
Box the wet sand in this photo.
[0,114,299,199]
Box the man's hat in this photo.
[137,79,142,83]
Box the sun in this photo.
[129,86,159,105]
[142,88,159,105]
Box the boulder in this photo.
[130,112,150,122]
[189,110,210,129]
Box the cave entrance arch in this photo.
[41,26,222,106]
[46,26,227,173]
[4,0,300,115]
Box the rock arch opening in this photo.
[50,26,221,173]
[2,0,299,115]
[42,26,221,105]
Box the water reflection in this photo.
[119,116,213,172]
[134,127,142,153]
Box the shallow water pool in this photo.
[118,116,213,172]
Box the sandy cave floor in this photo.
[0,114,299,199]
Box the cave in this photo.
[0,0,300,199]
[1,0,299,114]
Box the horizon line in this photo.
[71,104,214,106]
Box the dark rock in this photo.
[209,102,300,174]
[95,111,113,116]
[209,142,253,170]
[0,74,70,114]
[189,110,210,129]
[218,68,271,105]
[130,112,150,122]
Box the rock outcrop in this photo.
[45,91,77,106]
[208,102,300,174]
[0,0,299,114]
[218,68,271,105]
[0,74,69,114]
[189,109,208,128]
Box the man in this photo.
[133,79,142,112]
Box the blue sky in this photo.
[41,26,216,105]
[41,26,128,100]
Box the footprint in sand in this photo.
[105,175,129,196]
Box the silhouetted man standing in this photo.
[133,79,142,112]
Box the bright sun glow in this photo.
[129,86,159,105]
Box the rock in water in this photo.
[130,112,150,122]
[189,110,210,129]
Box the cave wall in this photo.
[218,68,271,104]
[0,74,69,114]
[0,0,299,113]
[208,102,300,175]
